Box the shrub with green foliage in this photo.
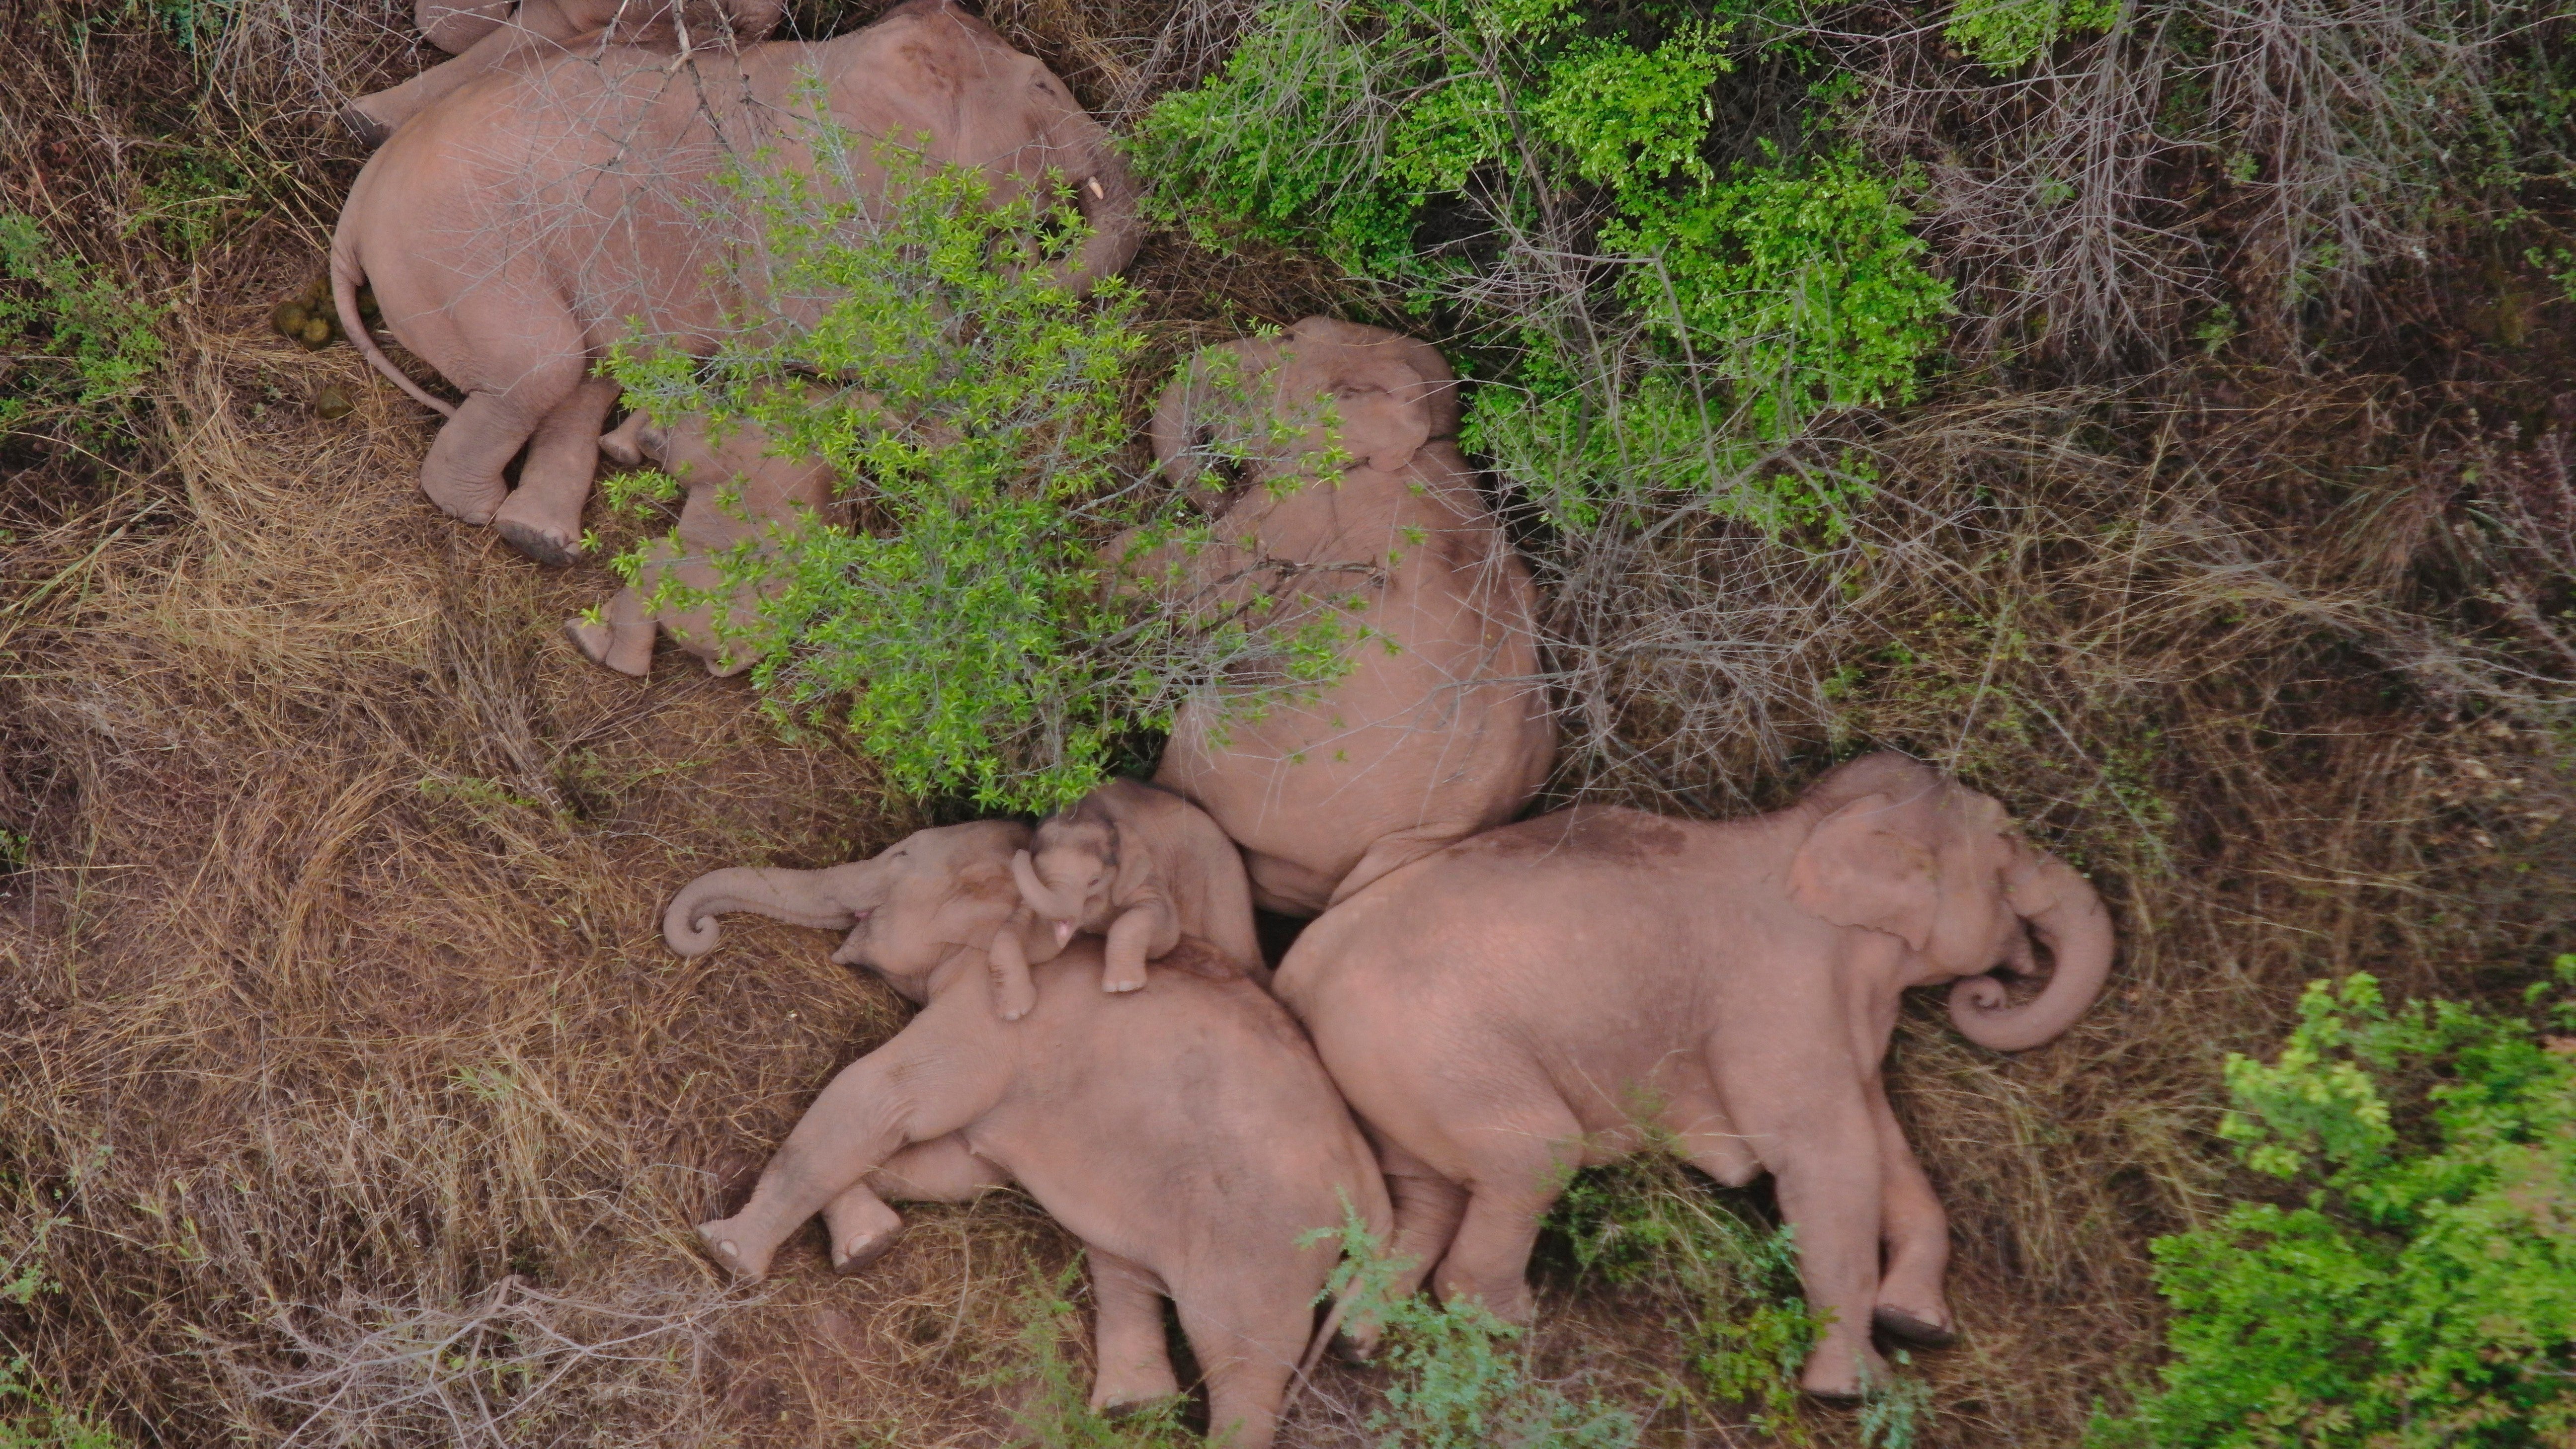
[608,142,1336,810]
[1942,0,2118,74]
[1547,1157,1818,1433]
[1314,1208,1642,1449]
[2092,961,2576,1448]
[1135,0,1949,536]
[0,211,163,439]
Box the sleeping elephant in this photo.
[664,820,1391,1449]
[344,0,787,146]
[991,777,1265,1017]
[1272,752,2116,1401]
[565,403,834,678]
[330,0,1140,565]
[1134,318,1558,916]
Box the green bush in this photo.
[1135,0,1949,536]
[1547,1158,1817,1433]
[0,211,163,438]
[1314,1208,1642,1449]
[2092,961,2576,1448]
[1942,0,2118,74]
[608,141,1339,811]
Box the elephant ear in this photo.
[1786,792,1940,951]
[1336,364,1433,473]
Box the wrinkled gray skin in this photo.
[342,0,786,146]
[664,821,1391,1448]
[331,0,1140,565]
[1138,318,1557,916]
[991,777,1265,1018]
[566,405,834,677]
[1274,753,2116,1401]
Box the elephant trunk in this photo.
[1946,852,2114,1052]
[1010,851,1082,918]
[1050,110,1142,298]
[663,865,866,958]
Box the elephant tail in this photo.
[1283,1293,1351,1413]
[332,238,456,420]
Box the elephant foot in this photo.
[563,615,650,677]
[1100,1392,1186,1423]
[338,102,394,148]
[694,1219,772,1283]
[1798,1341,1890,1404]
[1100,967,1148,994]
[993,976,1037,1022]
[830,1223,904,1277]
[493,509,585,566]
[1871,1304,1959,1350]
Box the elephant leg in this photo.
[1086,1249,1181,1414]
[418,0,513,53]
[1335,1136,1465,1363]
[419,387,555,528]
[564,584,655,677]
[1428,1124,1578,1325]
[986,926,1038,1021]
[1098,901,1169,994]
[340,16,550,145]
[696,1026,1002,1282]
[820,1133,1011,1275]
[1171,1271,1307,1449]
[494,375,619,564]
[1867,1083,1957,1349]
[1733,1079,1888,1401]
[1379,1138,1466,1301]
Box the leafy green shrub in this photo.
[1135,0,1949,537]
[2091,961,2576,1448]
[979,1266,1195,1448]
[0,211,163,438]
[609,142,1336,810]
[1547,1158,1817,1433]
[0,1360,125,1449]
[1314,1208,1641,1449]
[1942,0,2118,75]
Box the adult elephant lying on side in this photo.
[1273,752,2116,1401]
[341,0,787,146]
[1136,319,1558,915]
[330,0,1139,564]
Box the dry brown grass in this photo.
[3,1,2573,1447]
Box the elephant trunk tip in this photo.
[1949,855,2115,1052]
[664,901,723,958]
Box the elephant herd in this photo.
[328,3,2117,1445]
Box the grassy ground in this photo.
[2,1,2572,1446]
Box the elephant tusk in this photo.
[1052,921,1076,946]
[1085,175,1104,199]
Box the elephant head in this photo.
[1009,808,1120,960]
[1785,753,2114,1051]
[1149,317,1461,495]
[663,820,1051,999]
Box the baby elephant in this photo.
[565,406,832,678]
[665,821,1390,1449]
[990,779,1264,1018]
[1273,753,2115,1401]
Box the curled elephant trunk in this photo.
[1008,851,1081,956]
[1947,851,2115,1052]
[664,865,867,958]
